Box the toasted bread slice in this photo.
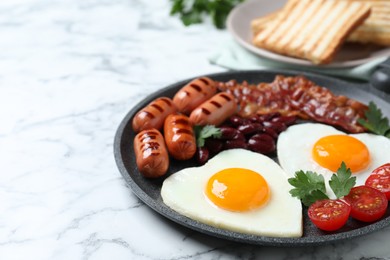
[251,12,278,36]
[251,0,389,46]
[252,0,371,64]
[347,0,390,46]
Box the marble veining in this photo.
[1,0,390,259]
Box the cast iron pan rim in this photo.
[114,69,389,247]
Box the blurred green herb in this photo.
[357,101,390,138]
[194,125,221,147]
[170,0,245,29]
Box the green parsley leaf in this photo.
[170,0,185,15]
[288,171,329,207]
[181,11,203,26]
[329,162,356,199]
[289,162,358,206]
[357,101,390,138]
[194,125,221,147]
[169,0,245,29]
[302,190,329,208]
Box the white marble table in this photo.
[1,0,390,259]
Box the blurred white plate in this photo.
[227,0,390,68]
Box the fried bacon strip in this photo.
[217,75,368,133]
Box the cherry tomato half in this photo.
[365,163,390,200]
[344,186,388,222]
[308,199,351,231]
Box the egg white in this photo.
[277,123,390,198]
[161,149,303,238]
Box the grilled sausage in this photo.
[164,114,196,160]
[173,77,217,115]
[133,129,169,178]
[189,92,237,126]
[132,97,177,133]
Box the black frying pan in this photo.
[371,57,390,95]
[114,68,390,247]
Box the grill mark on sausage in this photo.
[201,107,211,115]
[139,111,155,119]
[139,130,159,145]
[210,100,222,108]
[145,130,157,134]
[142,130,158,136]
[219,93,233,102]
[199,78,209,85]
[190,83,202,92]
[151,103,163,112]
[141,142,160,152]
[159,97,173,106]
[176,129,192,135]
[140,135,156,143]
[172,118,190,125]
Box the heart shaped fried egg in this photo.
[161,149,303,238]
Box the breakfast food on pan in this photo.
[133,129,169,178]
[365,163,390,199]
[132,97,177,133]
[189,92,237,126]
[277,123,390,198]
[345,185,388,222]
[251,0,371,64]
[173,77,217,115]
[308,199,351,231]
[164,113,196,160]
[217,75,368,133]
[161,149,303,237]
[196,113,297,164]
[347,0,390,46]
[129,75,390,237]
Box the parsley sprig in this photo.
[329,162,356,198]
[288,171,328,206]
[170,0,245,29]
[288,162,356,206]
[358,101,390,138]
[194,125,221,147]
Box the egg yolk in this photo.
[205,168,270,212]
[312,135,370,173]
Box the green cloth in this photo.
[209,39,386,81]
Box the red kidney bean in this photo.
[224,139,247,150]
[232,131,245,141]
[229,115,245,126]
[272,115,297,126]
[237,123,262,135]
[262,127,278,139]
[252,123,263,132]
[197,113,298,164]
[247,134,276,154]
[205,138,223,154]
[258,112,281,122]
[263,121,286,133]
[197,147,209,165]
[219,126,240,140]
[249,115,261,123]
